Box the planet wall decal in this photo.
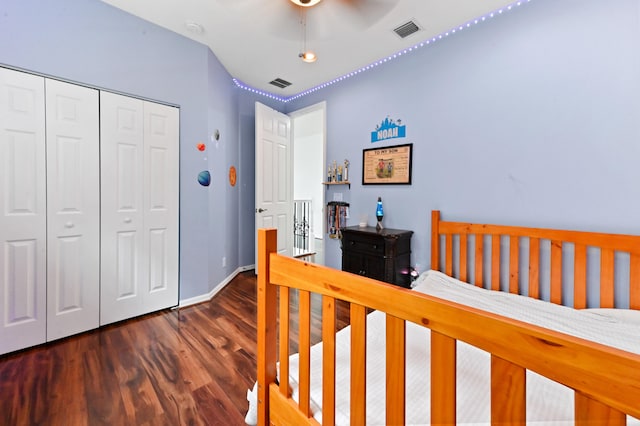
[197,170,211,186]
[229,166,237,187]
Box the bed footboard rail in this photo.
[257,228,640,425]
[431,210,640,309]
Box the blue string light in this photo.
[233,0,531,103]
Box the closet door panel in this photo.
[100,92,146,325]
[101,94,178,324]
[143,101,179,312]
[45,79,100,341]
[0,68,46,354]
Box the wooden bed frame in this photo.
[256,210,640,425]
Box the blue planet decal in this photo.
[198,170,211,186]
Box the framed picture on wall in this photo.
[362,143,413,185]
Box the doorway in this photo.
[290,102,326,265]
[254,101,326,266]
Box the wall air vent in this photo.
[393,20,421,39]
[269,78,292,89]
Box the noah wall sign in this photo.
[371,116,406,143]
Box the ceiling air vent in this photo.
[393,20,421,39]
[269,78,292,89]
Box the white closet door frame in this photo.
[45,79,100,341]
[0,68,47,354]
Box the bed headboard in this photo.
[431,210,640,309]
[257,222,640,425]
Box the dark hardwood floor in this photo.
[0,271,255,426]
[0,270,351,426]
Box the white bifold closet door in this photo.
[0,68,47,354]
[0,70,100,352]
[45,79,100,340]
[100,91,179,325]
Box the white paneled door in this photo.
[100,92,179,325]
[100,92,144,325]
[142,100,179,314]
[45,79,100,341]
[0,67,179,354]
[0,68,47,354]
[255,102,292,267]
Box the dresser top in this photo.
[342,225,413,237]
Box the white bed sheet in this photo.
[254,270,640,425]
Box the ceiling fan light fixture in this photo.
[299,51,317,63]
[290,0,322,7]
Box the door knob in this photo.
[124,217,132,223]
[65,221,74,228]
[255,208,268,213]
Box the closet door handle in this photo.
[65,221,74,228]
[124,217,132,223]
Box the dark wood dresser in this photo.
[341,226,413,288]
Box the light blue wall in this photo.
[0,0,241,300]
[283,0,640,295]
[4,0,640,305]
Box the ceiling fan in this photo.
[218,0,400,41]
[290,0,323,6]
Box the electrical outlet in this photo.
[222,256,226,267]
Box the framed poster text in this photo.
[362,143,412,185]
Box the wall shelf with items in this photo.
[323,181,350,189]
[326,159,350,188]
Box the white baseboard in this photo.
[178,264,256,308]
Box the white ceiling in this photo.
[101,0,523,98]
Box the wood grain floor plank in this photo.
[0,270,347,425]
[112,337,163,423]
[192,382,247,425]
[83,346,129,425]
[48,344,89,425]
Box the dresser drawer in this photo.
[342,234,384,256]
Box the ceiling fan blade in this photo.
[329,0,399,29]
[299,0,399,40]
[215,0,303,39]
[215,0,399,43]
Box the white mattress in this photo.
[267,270,640,425]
